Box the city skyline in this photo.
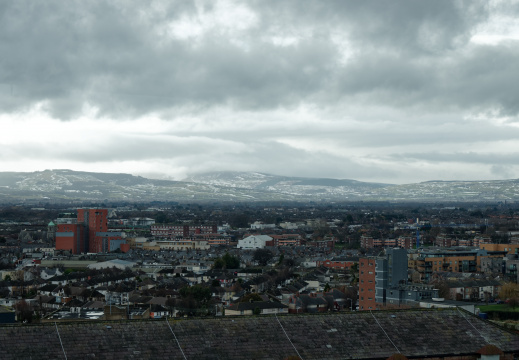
[1,1,519,185]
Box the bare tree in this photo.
[14,300,33,323]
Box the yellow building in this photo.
[480,243,519,255]
[414,249,502,282]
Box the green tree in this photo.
[431,279,451,299]
[349,263,359,285]
[240,293,263,303]
[499,282,519,308]
[283,258,295,267]
[253,249,273,267]
[508,297,519,309]
[214,253,240,269]
[213,258,225,269]
[154,212,169,224]
[165,297,176,313]
[179,285,211,304]
[14,300,33,323]
[229,213,249,229]
[222,253,240,269]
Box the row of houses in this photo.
[360,235,414,249]
[360,235,494,250]
[150,224,218,237]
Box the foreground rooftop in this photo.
[0,308,518,359]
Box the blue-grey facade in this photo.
[375,248,438,307]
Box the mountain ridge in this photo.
[0,169,518,203]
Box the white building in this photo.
[156,240,210,251]
[87,259,137,270]
[237,235,273,249]
[250,222,276,230]
[279,222,299,230]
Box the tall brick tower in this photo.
[77,208,108,253]
[358,257,376,310]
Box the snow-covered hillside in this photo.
[0,169,518,203]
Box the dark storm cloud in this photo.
[2,0,517,120]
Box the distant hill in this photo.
[0,169,287,203]
[183,171,390,200]
[0,169,518,203]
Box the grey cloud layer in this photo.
[2,0,517,118]
[2,0,519,183]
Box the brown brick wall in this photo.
[359,257,376,310]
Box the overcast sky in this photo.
[1,0,519,184]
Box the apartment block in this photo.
[414,248,502,282]
[361,235,411,250]
[151,224,218,238]
[434,236,453,247]
[360,248,438,309]
[269,234,302,246]
[397,236,414,249]
[358,257,376,310]
[480,243,519,255]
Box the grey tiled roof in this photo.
[227,301,288,311]
[0,308,518,359]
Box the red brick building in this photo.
[360,235,374,249]
[55,208,125,254]
[398,236,414,249]
[362,235,414,250]
[78,208,108,253]
[55,223,84,254]
[384,239,397,247]
[359,257,376,310]
[317,257,359,271]
[306,237,336,249]
[267,234,302,246]
[360,235,385,248]
[435,235,453,247]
